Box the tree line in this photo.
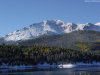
[0,44,100,66]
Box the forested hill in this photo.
[1,30,100,65]
[17,30,100,49]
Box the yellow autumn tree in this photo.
[76,43,89,51]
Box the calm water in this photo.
[0,66,100,75]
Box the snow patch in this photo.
[58,64,75,68]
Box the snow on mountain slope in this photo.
[3,20,100,41]
[95,22,100,26]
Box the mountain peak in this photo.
[2,20,100,42]
[43,19,64,24]
[86,23,93,25]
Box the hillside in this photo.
[17,30,100,50]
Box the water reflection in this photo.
[1,66,100,75]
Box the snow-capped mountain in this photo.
[2,20,100,41]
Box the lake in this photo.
[0,66,100,75]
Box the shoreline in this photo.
[0,62,100,69]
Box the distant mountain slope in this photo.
[1,20,100,42]
[17,30,100,49]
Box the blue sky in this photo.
[0,0,100,36]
